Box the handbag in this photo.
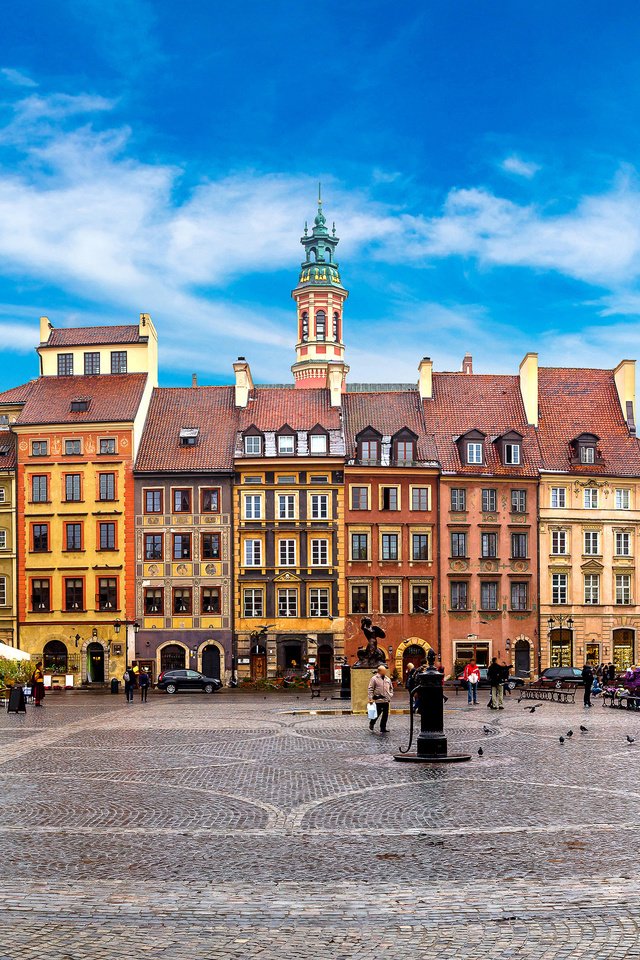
[367,702,378,720]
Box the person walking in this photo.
[487,657,502,710]
[582,662,594,708]
[368,663,393,733]
[139,669,150,703]
[123,666,136,703]
[462,659,480,705]
[31,661,45,708]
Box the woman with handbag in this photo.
[462,659,480,705]
[367,663,393,733]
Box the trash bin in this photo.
[110,678,120,695]
[340,664,351,700]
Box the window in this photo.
[65,579,84,611]
[65,523,82,551]
[315,310,326,340]
[279,539,296,566]
[451,532,467,557]
[173,534,192,560]
[145,534,163,560]
[360,439,379,464]
[70,399,89,412]
[99,473,115,501]
[202,533,221,560]
[412,534,430,561]
[277,434,295,455]
[173,489,191,513]
[99,522,116,550]
[179,428,199,447]
[481,532,498,558]
[381,487,398,511]
[412,584,430,613]
[451,488,466,511]
[201,587,221,615]
[98,578,117,611]
[84,352,100,375]
[511,490,527,513]
[615,488,631,510]
[511,533,528,559]
[351,585,369,614]
[551,487,566,508]
[31,579,50,612]
[277,475,296,485]
[332,311,339,339]
[65,474,82,502]
[615,531,631,556]
[0,576,5,606]
[552,530,567,554]
[351,533,369,560]
[31,475,48,502]
[351,486,369,510]
[467,442,483,464]
[99,438,116,455]
[552,573,568,605]
[173,588,192,614]
[382,584,400,613]
[395,440,414,465]
[411,487,429,511]
[244,539,262,566]
[145,489,163,514]
[309,433,327,454]
[584,488,598,509]
[580,445,595,464]
[309,588,330,617]
[301,312,309,341]
[244,494,262,519]
[31,441,48,457]
[0,488,5,503]
[57,353,73,375]
[450,581,469,610]
[310,494,329,519]
[504,443,521,465]
[616,574,631,605]
[144,588,163,614]
[583,531,600,555]
[584,574,600,604]
[311,538,329,566]
[0,530,5,549]
[32,524,49,552]
[511,582,529,611]
[278,494,296,519]
[201,488,220,513]
[243,588,263,617]
[244,435,262,455]
[482,489,497,513]
[480,581,498,610]
[278,588,298,617]
[381,533,398,561]
[111,351,127,373]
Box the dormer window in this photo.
[179,428,199,447]
[456,429,486,466]
[244,433,262,456]
[494,430,523,467]
[467,442,483,464]
[309,426,328,455]
[571,433,601,466]
[505,444,520,464]
[580,446,595,464]
[70,399,89,412]
[277,433,295,455]
[392,428,418,466]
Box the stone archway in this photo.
[157,642,188,675]
[198,640,225,681]
[395,637,432,681]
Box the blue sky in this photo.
[2,1,640,389]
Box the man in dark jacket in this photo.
[487,657,503,710]
[582,663,594,707]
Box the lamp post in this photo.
[547,614,574,668]
[113,618,140,665]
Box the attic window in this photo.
[0,445,9,456]
[504,443,521,465]
[70,399,89,412]
[277,434,295,455]
[571,433,601,466]
[466,442,483,465]
[179,428,199,447]
[580,446,595,464]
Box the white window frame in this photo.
[0,529,6,550]
[310,494,329,520]
[467,442,483,464]
[584,488,598,509]
[277,588,298,617]
[279,539,296,566]
[0,575,6,605]
[584,574,600,605]
[244,539,262,566]
[552,573,568,605]
[616,575,631,605]
[244,435,262,455]
[615,531,631,556]
[551,487,566,508]
[615,488,631,510]
[277,434,295,455]
[243,494,262,520]
[410,487,430,511]
[278,493,296,520]
[309,434,327,455]
[309,587,330,617]
[504,443,521,465]
[551,530,567,555]
[580,446,595,464]
[311,538,329,566]
[583,531,600,555]
[0,488,5,503]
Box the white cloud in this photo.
[1,67,37,88]
[0,321,39,352]
[501,154,541,179]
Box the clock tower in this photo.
[291,190,349,392]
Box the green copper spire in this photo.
[297,188,344,289]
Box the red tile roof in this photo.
[0,381,37,404]
[537,367,640,475]
[44,325,143,347]
[343,390,437,463]
[0,431,17,470]
[14,374,148,426]
[239,387,341,431]
[136,387,238,472]
[424,373,541,477]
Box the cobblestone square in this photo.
[1,689,640,959]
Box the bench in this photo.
[518,682,577,705]
[602,690,640,711]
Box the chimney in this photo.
[462,353,473,375]
[139,312,151,335]
[418,357,433,399]
[233,356,253,408]
[192,373,198,388]
[614,359,636,433]
[519,352,539,427]
[39,315,52,343]
[326,361,345,408]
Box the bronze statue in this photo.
[354,617,387,668]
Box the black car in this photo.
[456,668,525,691]
[535,667,585,687]
[157,669,222,694]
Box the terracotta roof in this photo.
[136,387,238,472]
[238,387,341,432]
[0,381,37,404]
[0,432,17,470]
[44,325,143,347]
[343,390,437,463]
[14,374,148,426]
[424,373,541,477]
[537,367,640,476]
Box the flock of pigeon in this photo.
[477,706,636,756]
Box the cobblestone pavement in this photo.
[1,688,640,959]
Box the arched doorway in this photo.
[43,640,68,674]
[202,644,221,680]
[402,643,426,682]
[317,643,333,684]
[514,638,531,677]
[549,628,572,667]
[278,637,304,674]
[160,644,186,673]
[250,644,267,681]
[612,628,634,672]
[87,642,105,683]
[395,637,431,681]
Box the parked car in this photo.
[157,669,222,694]
[456,668,524,691]
[533,667,585,687]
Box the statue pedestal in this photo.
[350,668,373,714]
